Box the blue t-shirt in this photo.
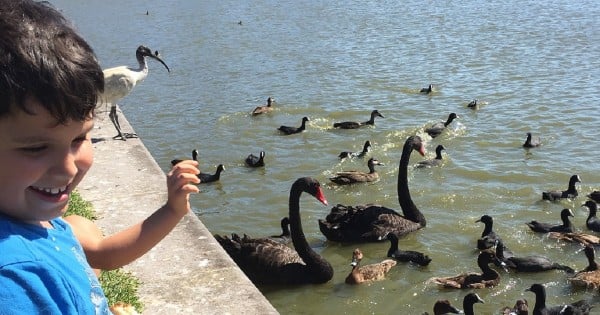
[0,215,110,314]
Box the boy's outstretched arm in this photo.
[67,160,200,270]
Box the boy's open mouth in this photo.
[30,185,68,197]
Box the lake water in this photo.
[52,0,600,313]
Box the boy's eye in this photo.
[21,146,47,153]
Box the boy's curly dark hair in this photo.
[0,0,104,123]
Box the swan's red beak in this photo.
[418,145,426,157]
[315,187,328,206]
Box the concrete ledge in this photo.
[77,108,278,314]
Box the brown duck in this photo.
[345,248,396,284]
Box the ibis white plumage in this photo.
[98,45,170,140]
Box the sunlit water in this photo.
[53,0,600,313]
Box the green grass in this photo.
[66,191,144,312]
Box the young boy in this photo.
[0,1,200,314]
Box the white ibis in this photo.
[98,45,170,140]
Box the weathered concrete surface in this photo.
[77,108,278,315]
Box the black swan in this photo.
[582,201,600,232]
[278,116,309,135]
[318,135,426,242]
[333,110,384,129]
[526,208,574,233]
[214,177,333,285]
[467,99,479,109]
[267,217,291,245]
[385,232,431,266]
[569,245,600,289]
[523,132,542,148]
[251,97,274,116]
[198,164,225,183]
[430,251,501,289]
[475,215,503,250]
[526,283,592,315]
[329,157,384,185]
[542,174,581,201]
[420,84,433,94]
[416,144,445,168]
[344,248,396,284]
[425,113,459,138]
[501,299,529,315]
[494,240,574,273]
[423,299,463,315]
[339,140,372,159]
[462,292,485,315]
[245,151,265,167]
[588,191,600,203]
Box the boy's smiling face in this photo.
[0,97,94,226]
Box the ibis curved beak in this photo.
[149,54,170,72]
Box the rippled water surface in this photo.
[54,0,600,313]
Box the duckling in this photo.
[245,151,265,167]
[430,251,500,289]
[251,97,275,115]
[278,116,309,135]
[385,232,432,266]
[329,157,384,185]
[542,174,581,201]
[526,208,574,233]
[425,113,459,138]
[345,248,396,284]
[569,245,600,289]
[333,110,384,129]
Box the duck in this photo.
[245,151,265,167]
[385,232,432,266]
[568,245,600,289]
[462,292,484,315]
[278,116,309,135]
[475,214,503,250]
[526,208,575,233]
[170,149,199,166]
[587,191,600,203]
[251,97,274,116]
[525,283,592,315]
[198,164,225,183]
[214,177,333,285]
[582,201,600,232]
[523,132,542,148]
[416,144,446,168]
[425,113,459,138]
[494,240,574,273]
[344,248,396,284]
[318,136,427,242]
[333,110,384,129]
[501,299,529,315]
[467,99,479,110]
[422,300,463,315]
[420,84,433,94]
[542,174,581,201]
[430,251,501,289]
[339,140,372,159]
[329,157,384,185]
[267,217,291,244]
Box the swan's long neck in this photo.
[289,181,333,282]
[398,140,425,225]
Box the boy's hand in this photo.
[165,160,200,216]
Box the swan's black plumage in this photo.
[386,233,431,266]
[526,208,575,233]
[245,151,265,167]
[333,110,384,129]
[278,116,309,135]
[425,113,459,138]
[319,136,426,242]
[214,177,333,285]
[542,174,581,201]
